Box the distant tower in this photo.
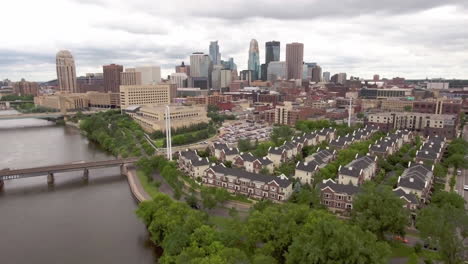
[209,41,221,65]
[286,42,304,80]
[103,64,123,92]
[265,41,280,64]
[248,39,261,81]
[56,50,77,93]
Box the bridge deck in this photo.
[0,158,139,180]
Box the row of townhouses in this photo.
[317,133,445,214]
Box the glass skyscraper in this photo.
[209,41,221,65]
[265,41,280,64]
[248,39,261,80]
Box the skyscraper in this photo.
[248,39,261,81]
[337,73,347,84]
[56,50,77,93]
[103,64,123,92]
[311,65,322,83]
[286,42,304,80]
[323,72,331,82]
[135,66,161,85]
[209,41,221,65]
[190,52,212,89]
[265,41,280,64]
[267,61,287,81]
[176,62,190,76]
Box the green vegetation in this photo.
[136,195,391,263]
[270,125,295,146]
[207,104,236,124]
[137,170,160,198]
[404,105,413,112]
[79,110,149,158]
[14,103,58,113]
[0,94,33,101]
[417,191,467,264]
[352,183,409,240]
[444,138,468,169]
[150,122,213,139]
[151,122,217,147]
[295,119,360,137]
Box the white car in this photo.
[464,185,468,191]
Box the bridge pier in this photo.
[47,173,54,185]
[83,168,89,181]
[0,180,4,190]
[120,164,127,176]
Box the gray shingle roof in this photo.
[269,146,285,155]
[237,152,256,162]
[224,147,239,155]
[393,188,419,204]
[398,164,433,191]
[258,156,273,165]
[339,155,375,177]
[208,164,291,188]
[296,160,321,172]
[319,179,360,195]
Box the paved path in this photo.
[125,166,151,202]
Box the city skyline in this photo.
[1,0,468,81]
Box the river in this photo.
[0,110,156,264]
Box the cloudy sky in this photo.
[1,0,467,82]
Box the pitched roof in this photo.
[208,164,291,188]
[213,142,230,150]
[339,155,376,178]
[393,188,419,204]
[257,156,273,165]
[269,146,285,155]
[296,160,321,172]
[223,147,239,155]
[398,164,433,191]
[191,157,210,166]
[319,179,360,195]
[236,152,256,162]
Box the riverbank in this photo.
[125,166,151,203]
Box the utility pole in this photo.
[348,97,352,127]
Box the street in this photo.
[455,169,468,210]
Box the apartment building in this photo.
[337,155,378,186]
[397,163,434,203]
[178,150,210,178]
[203,164,293,202]
[233,152,274,174]
[366,112,457,139]
[319,179,360,213]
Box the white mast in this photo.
[348,97,352,127]
[165,105,172,161]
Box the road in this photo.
[456,169,468,210]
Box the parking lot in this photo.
[217,120,272,145]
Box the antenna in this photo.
[348,97,352,127]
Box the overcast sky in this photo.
[1,0,467,82]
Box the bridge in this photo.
[0,157,139,189]
[0,100,34,110]
[0,110,103,120]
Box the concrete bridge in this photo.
[0,110,102,120]
[0,157,139,189]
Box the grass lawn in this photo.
[389,241,441,264]
[137,170,160,199]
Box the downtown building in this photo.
[285,42,304,80]
[119,84,176,108]
[103,64,123,93]
[190,52,212,89]
[56,50,78,93]
[248,39,261,81]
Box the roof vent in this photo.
[409,178,414,183]
[349,167,353,170]
[199,158,202,161]
[304,162,308,166]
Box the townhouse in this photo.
[316,127,336,142]
[267,146,287,167]
[369,138,396,157]
[337,154,378,186]
[397,162,434,203]
[212,142,240,162]
[203,164,293,202]
[178,149,210,178]
[393,188,419,211]
[318,179,360,213]
[233,152,274,174]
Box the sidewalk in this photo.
[125,166,151,202]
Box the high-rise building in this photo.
[286,42,304,80]
[211,65,223,91]
[267,61,287,81]
[103,64,123,93]
[13,79,39,96]
[248,39,261,81]
[240,70,253,85]
[265,41,280,64]
[303,62,317,80]
[135,66,161,85]
[323,72,331,82]
[337,73,347,84]
[220,69,232,90]
[261,64,268,81]
[176,61,190,76]
[170,73,188,88]
[190,52,212,78]
[119,84,176,108]
[56,50,77,93]
[209,41,221,65]
[221,58,237,71]
[311,65,322,83]
[121,68,142,85]
[373,74,380,81]
[77,73,104,93]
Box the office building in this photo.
[121,70,142,86]
[248,39,261,80]
[265,41,280,64]
[56,50,77,93]
[359,88,411,99]
[103,64,123,93]
[220,69,233,90]
[13,79,39,96]
[135,66,161,85]
[119,84,176,108]
[190,52,212,78]
[286,42,304,80]
[337,73,347,85]
[35,93,89,111]
[413,99,462,115]
[240,70,253,85]
[176,61,190,76]
[77,73,104,93]
[221,58,237,71]
[323,72,331,82]
[373,74,380,81]
[170,73,188,88]
[311,65,322,83]
[128,104,209,132]
[211,65,223,91]
[209,41,221,65]
[267,61,287,81]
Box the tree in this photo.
[289,186,322,209]
[431,191,465,210]
[286,214,390,264]
[356,112,364,119]
[404,105,412,112]
[352,183,408,240]
[271,126,294,146]
[237,138,253,152]
[417,203,468,264]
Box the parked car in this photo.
[464,185,468,191]
[394,236,408,243]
